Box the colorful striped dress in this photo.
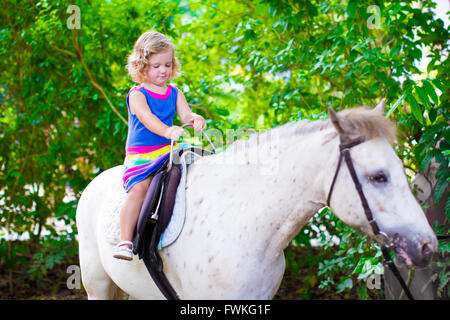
[122,85,188,192]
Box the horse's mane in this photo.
[226,106,396,151]
[291,106,397,143]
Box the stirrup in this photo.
[150,184,165,223]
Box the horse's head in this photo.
[327,100,438,268]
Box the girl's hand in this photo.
[164,126,185,141]
[188,114,207,131]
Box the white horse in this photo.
[76,102,438,299]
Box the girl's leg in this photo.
[114,175,152,259]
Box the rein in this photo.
[167,123,217,172]
[327,136,415,300]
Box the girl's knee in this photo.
[129,177,152,198]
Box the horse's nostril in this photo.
[421,242,433,262]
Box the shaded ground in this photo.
[0,244,378,300]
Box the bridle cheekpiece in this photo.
[326,135,414,300]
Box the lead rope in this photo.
[381,246,414,300]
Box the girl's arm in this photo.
[176,90,206,131]
[129,90,184,140]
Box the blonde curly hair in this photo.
[126,31,181,83]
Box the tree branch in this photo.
[53,45,77,57]
[71,29,127,125]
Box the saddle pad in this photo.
[158,150,203,249]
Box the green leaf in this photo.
[422,80,439,106]
[429,107,437,123]
[337,277,353,293]
[406,93,424,124]
[356,285,369,300]
[390,43,401,58]
[431,79,445,93]
[446,196,450,222]
[353,257,369,275]
[434,179,448,204]
[347,1,357,19]
[386,94,404,118]
[419,122,446,143]
[215,108,230,116]
[415,85,430,110]
[439,241,450,254]
[420,150,434,172]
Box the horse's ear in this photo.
[328,107,351,140]
[373,98,386,115]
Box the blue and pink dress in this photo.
[122,85,188,192]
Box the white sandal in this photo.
[113,240,134,261]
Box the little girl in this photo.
[113,31,206,260]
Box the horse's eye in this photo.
[368,172,388,183]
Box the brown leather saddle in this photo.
[132,125,215,299]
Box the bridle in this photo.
[326,136,415,300]
[326,137,389,242]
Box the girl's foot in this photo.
[113,241,134,261]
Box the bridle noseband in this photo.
[326,136,414,300]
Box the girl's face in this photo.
[146,49,173,86]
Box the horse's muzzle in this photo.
[392,234,437,268]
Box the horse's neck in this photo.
[232,125,337,255]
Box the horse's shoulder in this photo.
[90,165,126,246]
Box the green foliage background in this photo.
[0,0,448,298]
